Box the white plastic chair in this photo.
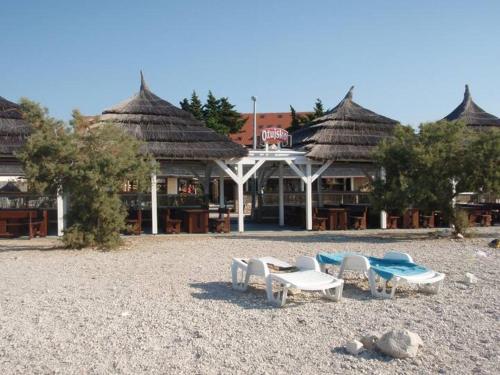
[231,256,293,291]
[249,256,344,307]
[326,251,444,299]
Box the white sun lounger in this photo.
[318,251,445,299]
[231,256,344,307]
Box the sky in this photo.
[1,0,499,126]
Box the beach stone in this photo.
[345,340,364,355]
[464,273,478,285]
[455,233,464,240]
[376,329,423,358]
[360,333,380,351]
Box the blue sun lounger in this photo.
[316,251,445,299]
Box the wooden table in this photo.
[403,209,419,229]
[319,208,347,230]
[0,209,48,239]
[182,209,209,233]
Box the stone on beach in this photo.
[375,329,423,358]
[360,333,380,351]
[464,273,478,285]
[345,340,364,355]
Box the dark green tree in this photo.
[370,121,500,232]
[289,105,303,132]
[180,91,244,135]
[18,99,155,249]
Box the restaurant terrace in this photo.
[0,79,498,238]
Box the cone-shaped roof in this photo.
[0,96,32,156]
[292,86,398,161]
[97,72,248,159]
[443,85,500,128]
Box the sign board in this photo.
[261,128,289,144]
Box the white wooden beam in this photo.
[214,159,239,183]
[241,159,266,184]
[278,162,284,226]
[305,163,313,230]
[151,173,158,234]
[311,160,333,183]
[285,159,307,183]
[237,165,244,232]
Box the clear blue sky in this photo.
[1,0,499,126]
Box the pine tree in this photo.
[69,109,90,134]
[18,99,154,249]
[189,91,204,121]
[218,97,245,134]
[289,105,302,132]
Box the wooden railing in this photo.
[0,193,56,209]
[261,192,370,206]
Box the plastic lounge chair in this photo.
[231,256,293,291]
[317,251,445,299]
[246,256,344,307]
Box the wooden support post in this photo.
[56,188,67,237]
[305,163,313,230]
[380,167,387,229]
[237,164,244,232]
[151,173,158,234]
[278,162,284,226]
[219,170,225,208]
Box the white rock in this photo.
[475,250,487,258]
[376,329,423,358]
[345,340,364,355]
[360,333,380,351]
[455,233,464,240]
[464,273,478,285]
[121,311,131,317]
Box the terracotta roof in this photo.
[230,111,309,146]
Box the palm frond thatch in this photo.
[443,85,500,128]
[292,86,398,161]
[94,72,248,160]
[0,96,31,156]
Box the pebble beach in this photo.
[0,228,498,374]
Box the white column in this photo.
[305,163,313,230]
[56,188,66,236]
[219,171,225,207]
[451,178,457,209]
[278,162,284,226]
[151,173,158,234]
[237,164,244,232]
[380,168,387,229]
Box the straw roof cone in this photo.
[442,85,500,128]
[96,72,248,159]
[292,86,398,161]
[0,96,32,157]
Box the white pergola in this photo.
[54,150,387,235]
[214,149,333,232]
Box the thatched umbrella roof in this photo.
[0,96,31,156]
[443,85,500,128]
[96,72,247,160]
[292,87,398,162]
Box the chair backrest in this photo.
[247,258,270,277]
[341,254,370,272]
[384,251,413,263]
[296,256,320,272]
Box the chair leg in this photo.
[266,277,289,307]
[322,282,344,302]
[231,263,248,291]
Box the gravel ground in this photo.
[0,228,499,374]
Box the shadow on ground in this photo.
[190,279,380,309]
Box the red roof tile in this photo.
[230,112,309,146]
